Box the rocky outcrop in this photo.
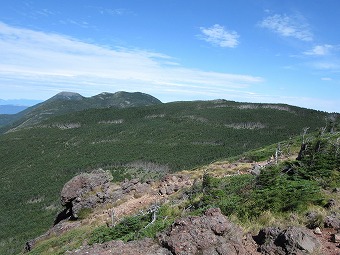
[55,169,113,223]
[158,207,248,255]
[158,174,192,196]
[53,170,195,228]
[121,178,153,197]
[255,226,322,255]
[60,169,113,205]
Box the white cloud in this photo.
[321,77,332,81]
[260,14,313,41]
[198,24,239,48]
[0,22,262,100]
[304,44,333,56]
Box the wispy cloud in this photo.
[259,14,313,41]
[0,22,262,100]
[304,44,333,56]
[93,7,134,16]
[59,19,93,29]
[34,8,56,17]
[309,61,340,71]
[198,24,239,48]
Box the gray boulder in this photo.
[250,164,261,176]
[255,226,321,255]
[324,212,340,229]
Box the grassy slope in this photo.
[0,100,327,254]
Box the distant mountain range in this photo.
[0,99,43,114]
[0,105,28,114]
[0,91,162,132]
[0,98,42,105]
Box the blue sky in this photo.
[0,0,339,112]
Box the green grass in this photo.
[89,203,181,245]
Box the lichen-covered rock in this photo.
[158,208,246,255]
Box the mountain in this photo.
[0,98,335,254]
[0,91,162,133]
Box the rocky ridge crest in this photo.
[25,163,340,255]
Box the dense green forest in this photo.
[0,99,333,254]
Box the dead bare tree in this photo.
[297,127,310,160]
[286,137,293,156]
[302,127,310,144]
[328,114,337,133]
[275,142,282,164]
[144,203,160,228]
[331,137,340,157]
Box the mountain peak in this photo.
[51,92,84,101]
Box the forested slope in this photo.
[0,99,333,254]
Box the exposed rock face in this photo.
[158,207,247,255]
[66,238,171,255]
[255,226,322,255]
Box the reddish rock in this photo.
[158,208,246,255]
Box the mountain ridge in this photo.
[0,91,162,133]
